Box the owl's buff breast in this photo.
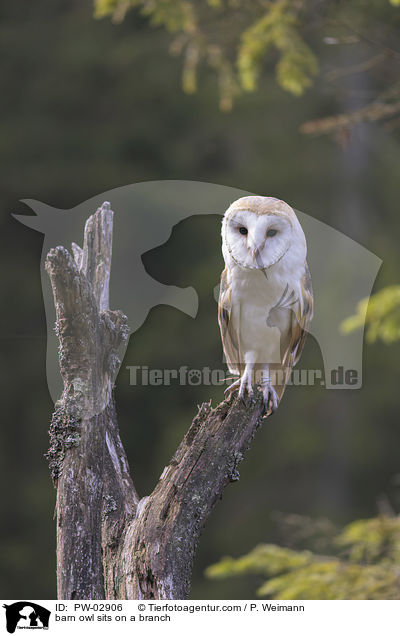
[229,262,294,364]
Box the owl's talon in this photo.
[224,378,240,397]
[237,366,255,403]
[262,383,279,415]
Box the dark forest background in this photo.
[0,0,400,599]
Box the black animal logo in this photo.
[3,602,50,633]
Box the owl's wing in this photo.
[286,261,313,368]
[218,268,241,375]
[273,262,314,404]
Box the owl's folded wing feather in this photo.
[218,268,241,375]
[276,262,314,401]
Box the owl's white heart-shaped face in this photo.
[223,209,295,270]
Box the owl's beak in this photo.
[251,246,266,269]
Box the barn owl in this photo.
[218,196,313,415]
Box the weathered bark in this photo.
[107,395,265,599]
[45,202,266,600]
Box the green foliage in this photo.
[206,544,313,579]
[238,2,317,96]
[336,516,400,564]
[95,0,195,30]
[94,0,119,19]
[94,0,318,108]
[206,516,400,599]
[341,286,400,343]
[94,0,400,110]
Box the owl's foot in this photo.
[238,370,254,401]
[262,380,279,414]
[224,372,254,404]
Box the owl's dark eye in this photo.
[239,227,248,235]
[267,229,278,237]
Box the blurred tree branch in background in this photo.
[300,83,400,135]
[94,0,318,110]
[94,0,400,131]
[206,515,400,599]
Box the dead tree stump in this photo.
[45,201,266,600]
